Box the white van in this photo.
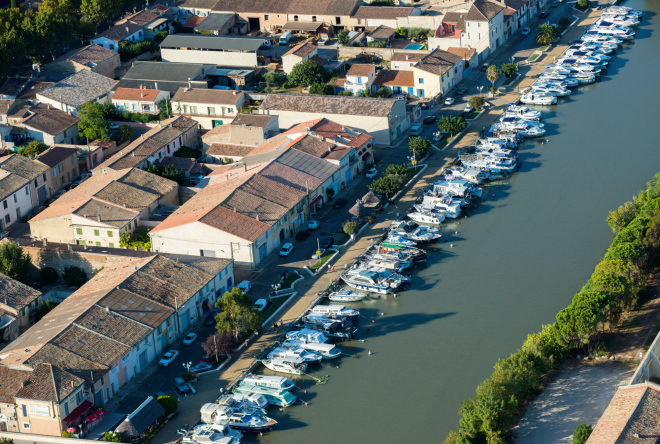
[279,31,291,45]
[254,299,268,312]
[410,125,423,136]
[238,280,251,293]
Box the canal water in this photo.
[251,1,660,441]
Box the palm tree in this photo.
[486,65,500,92]
[536,23,558,45]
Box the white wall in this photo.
[0,184,34,230]
[161,48,258,68]
[92,28,144,52]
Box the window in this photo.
[418,78,424,84]
[95,241,101,247]
[94,229,100,236]
[335,17,341,24]
[100,375,105,385]
[54,166,57,176]
[134,220,137,229]
[190,105,198,114]
[107,231,113,237]
[21,405,27,417]
[22,422,30,430]
[34,179,38,187]
[468,33,471,39]
[13,195,17,203]
[76,391,83,404]
[109,243,114,248]
[207,107,215,116]
[4,215,9,224]
[26,187,29,195]
[63,402,69,416]
[264,14,269,20]
[312,16,316,22]
[454,67,458,74]
[478,33,482,39]
[294,15,298,21]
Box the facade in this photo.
[92,10,169,52]
[351,6,418,29]
[0,366,31,432]
[18,104,79,146]
[281,43,319,75]
[411,49,465,99]
[28,168,178,246]
[36,70,118,116]
[390,51,425,71]
[171,88,246,129]
[117,61,214,94]
[0,154,50,229]
[45,45,120,80]
[34,146,80,194]
[0,273,42,341]
[160,35,266,67]
[372,69,415,96]
[344,64,376,95]
[110,87,171,114]
[258,94,409,146]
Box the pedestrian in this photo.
[244,339,248,347]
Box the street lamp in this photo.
[271,283,281,297]
[183,361,192,375]
[477,85,484,96]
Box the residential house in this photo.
[175,0,218,17]
[0,274,42,341]
[171,88,246,129]
[0,78,31,100]
[110,87,171,115]
[501,0,532,38]
[372,69,415,96]
[412,49,464,100]
[34,146,80,194]
[281,43,320,75]
[92,9,170,52]
[0,366,31,432]
[36,70,118,116]
[0,155,49,228]
[429,0,504,63]
[194,13,247,35]
[45,45,120,80]
[0,99,29,126]
[366,25,396,44]
[446,47,478,74]
[204,137,286,164]
[390,51,426,71]
[258,94,409,146]
[160,35,267,68]
[28,167,178,246]
[0,254,233,430]
[201,113,279,153]
[117,61,214,94]
[351,6,418,30]
[14,81,54,107]
[17,104,79,146]
[344,64,377,95]
[96,116,199,172]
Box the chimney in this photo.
[243,163,247,172]
[233,91,238,95]
[154,82,158,90]
[125,26,130,34]
[188,77,191,89]
[141,134,144,139]
[405,55,409,60]
[96,215,101,222]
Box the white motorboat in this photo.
[233,384,297,407]
[310,304,360,322]
[242,374,295,391]
[505,104,542,120]
[590,25,635,39]
[363,256,410,273]
[327,289,368,302]
[285,328,329,343]
[444,165,490,184]
[218,394,269,411]
[281,339,342,359]
[390,220,442,244]
[341,265,410,294]
[261,356,307,375]
[219,411,278,433]
[408,209,445,225]
[384,233,417,246]
[531,84,571,97]
[181,422,243,444]
[268,346,323,365]
[429,177,483,198]
[520,91,557,105]
[416,195,462,218]
[580,32,623,45]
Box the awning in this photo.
[85,409,106,424]
[310,195,324,207]
[362,152,372,160]
[63,400,92,425]
[283,21,323,32]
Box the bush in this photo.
[35,300,58,322]
[112,125,134,144]
[395,27,408,38]
[288,60,331,86]
[408,27,433,41]
[437,116,467,136]
[103,431,124,442]
[573,424,593,444]
[338,90,353,96]
[500,62,519,77]
[338,29,350,46]
[408,136,431,158]
[157,395,178,414]
[468,96,486,109]
[576,0,590,10]
[63,266,88,287]
[343,220,360,235]
[119,229,151,251]
[174,146,202,159]
[118,40,159,62]
[309,83,334,95]
[154,30,169,44]
[16,141,48,158]
[263,71,284,86]
[558,16,571,31]
[367,40,387,48]
[40,267,58,285]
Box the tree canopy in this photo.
[536,23,558,45]
[288,60,331,86]
[214,287,262,341]
[0,241,32,284]
[408,136,431,158]
[17,141,49,159]
[78,102,111,142]
[438,116,467,136]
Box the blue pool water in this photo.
[404,43,424,50]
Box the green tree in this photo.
[385,163,410,177]
[558,16,571,31]
[17,141,48,158]
[81,0,123,29]
[338,29,350,46]
[375,87,392,98]
[536,23,558,45]
[607,200,638,232]
[337,90,353,96]
[408,136,431,158]
[159,99,172,120]
[576,0,590,10]
[10,0,16,7]
[174,146,202,158]
[34,300,58,322]
[156,396,178,415]
[214,287,262,341]
[40,266,58,284]
[0,436,15,444]
[288,60,330,86]
[573,424,593,444]
[486,65,500,91]
[343,220,360,236]
[263,70,283,86]
[468,95,486,109]
[500,62,519,77]
[370,175,405,198]
[367,41,387,48]
[63,266,87,287]
[0,241,32,283]
[119,229,151,250]
[112,125,133,143]
[309,82,334,95]
[438,116,467,137]
[395,27,408,38]
[408,27,433,41]
[146,163,186,185]
[78,101,110,141]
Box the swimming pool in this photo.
[404,43,424,50]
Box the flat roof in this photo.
[160,34,266,52]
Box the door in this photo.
[408,87,414,95]
[37,185,46,204]
[180,309,190,331]
[258,243,267,261]
[139,351,147,370]
[345,169,351,184]
[248,17,260,31]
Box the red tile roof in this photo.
[14,363,84,402]
[281,118,372,148]
[112,87,163,102]
[346,64,375,77]
[373,69,414,87]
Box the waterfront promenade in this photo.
[154,8,605,442]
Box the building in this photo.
[92,9,169,52]
[0,155,50,229]
[17,104,80,146]
[258,94,409,146]
[0,253,233,434]
[36,70,118,116]
[0,366,31,432]
[366,25,396,43]
[351,6,418,29]
[0,274,42,342]
[34,146,80,194]
[281,43,320,75]
[110,87,171,115]
[372,69,415,95]
[194,12,244,35]
[411,49,464,100]
[171,88,246,129]
[160,35,267,67]
[390,51,425,71]
[176,0,218,17]
[96,116,199,172]
[117,61,214,94]
[344,64,376,95]
[201,113,279,154]
[28,168,178,247]
[45,45,120,80]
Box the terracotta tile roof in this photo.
[259,160,324,192]
[0,154,49,182]
[97,287,172,328]
[287,134,335,158]
[0,170,29,202]
[0,366,31,403]
[172,88,244,105]
[207,143,256,158]
[182,15,205,28]
[112,87,164,102]
[260,94,399,117]
[282,42,317,58]
[53,325,131,368]
[75,305,151,347]
[65,44,118,66]
[352,6,414,19]
[35,146,78,168]
[466,0,504,21]
[19,104,79,136]
[346,64,375,77]
[72,198,140,228]
[200,205,271,242]
[0,273,41,311]
[447,47,477,60]
[158,156,202,174]
[391,51,426,63]
[26,343,109,383]
[414,48,464,76]
[587,382,660,444]
[0,99,17,115]
[120,9,161,27]
[373,69,415,87]
[280,118,372,148]
[231,113,274,128]
[15,363,84,402]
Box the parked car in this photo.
[254,299,267,312]
[464,104,475,114]
[410,125,423,136]
[444,97,455,105]
[190,174,206,184]
[296,230,311,241]
[0,231,9,240]
[237,280,251,293]
[319,234,335,250]
[279,242,294,256]
[183,332,197,346]
[191,362,213,373]
[204,312,216,326]
[539,11,549,18]
[456,87,467,95]
[174,377,190,394]
[53,189,66,199]
[200,355,213,363]
[423,116,437,124]
[521,27,531,35]
[308,220,320,230]
[482,63,489,70]
[159,350,179,366]
[333,198,346,209]
[366,168,378,179]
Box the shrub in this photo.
[437,116,467,136]
[40,267,58,285]
[408,136,431,158]
[338,90,353,96]
[338,29,350,46]
[63,266,88,287]
[558,16,571,31]
[288,60,331,86]
[468,95,486,109]
[174,146,202,159]
[573,424,593,444]
[118,40,158,62]
[103,430,124,442]
[309,83,334,95]
[576,0,590,10]
[395,27,408,38]
[343,220,360,235]
[367,40,387,48]
[154,30,169,44]
[119,229,151,250]
[263,70,283,86]
[157,395,178,415]
[112,125,134,144]
[17,141,48,158]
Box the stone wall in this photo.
[337,46,430,62]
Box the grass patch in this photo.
[434,138,449,150]
[308,250,336,272]
[502,75,518,86]
[261,296,289,320]
[539,45,550,51]
[280,271,301,290]
[464,110,481,120]
[527,53,541,62]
